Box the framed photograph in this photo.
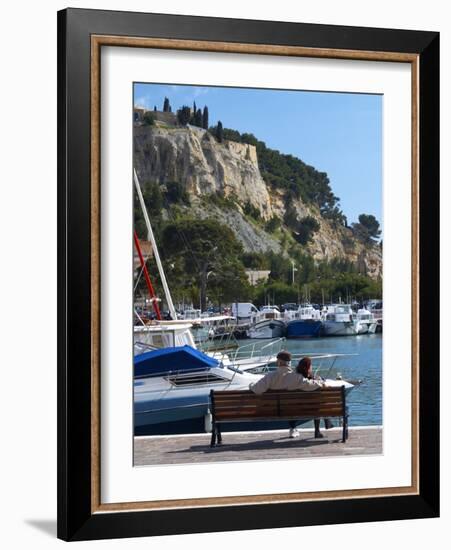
[57,8,439,541]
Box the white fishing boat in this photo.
[285,304,323,338]
[367,301,383,333]
[355,308,378,334]
[247,305,286,339]
[322,304,364,336]
[231,302,259,326]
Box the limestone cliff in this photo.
[134,125,273,219]
[134,125,382,279]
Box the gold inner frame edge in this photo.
[90,34,420,514]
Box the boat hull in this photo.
[286,320,323,338]
[247,320,286,339]
[322,321,358,336]
[134,378,353,435]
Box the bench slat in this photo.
[215,409,343,421]
[209,387,348,445]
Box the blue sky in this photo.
[134,82,382,229]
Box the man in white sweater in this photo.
[249,351,324,438]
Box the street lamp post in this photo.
[291,260,298,285]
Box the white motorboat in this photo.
[322,304,364,336]
[247,305,286,339]
[230,302,259,326]
[134,345,263,433]
[355,308,378,334]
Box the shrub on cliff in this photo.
[293,216,320,245]
[143,112,155,126]
[165,181,190,206]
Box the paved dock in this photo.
[134,426,382,466]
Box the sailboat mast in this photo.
[134,169,177,320]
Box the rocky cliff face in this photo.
[134,125,382,279]
[134,125,273,219]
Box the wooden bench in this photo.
[209,387,348,446]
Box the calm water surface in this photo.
[236,334,382,426]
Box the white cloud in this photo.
[192,87,209,98]
[133,95,152,109]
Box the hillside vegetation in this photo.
[133,102,382,309]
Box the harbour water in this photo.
[235,334,383,427]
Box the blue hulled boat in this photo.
[286,319,323,338]
[285,304,323,339]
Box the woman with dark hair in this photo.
[296,356,333,438]
[296,356,313,379]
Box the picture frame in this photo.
[57,7,439,541]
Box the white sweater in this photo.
[249,366,324,395]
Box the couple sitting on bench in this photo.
[249,351,333,439]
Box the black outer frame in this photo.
[57,8,439,542]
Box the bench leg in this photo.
[342,416,348,442]
[210,423,217,447]
[314,418,323,438]
[217,425,222,445]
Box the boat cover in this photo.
[134,345,219,377]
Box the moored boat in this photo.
[285,304,323,338]
[355,308,378,334]
[247,305,286,339]
[134,345,262,433]
[322,304,363,336]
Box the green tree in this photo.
[243,201,261,220]
[293,216,320,245]
[194,108,203,127]
[142,112,155,126]
[165,181,190,205]
[359,214,381,239]
[241,252,269,269]
[216,121,224,143]
[265,216,281,233]
[298,254,316,284]
[221,127,241,142]
[163,97,170,112]
[241,133,259,146]
[134,181,163,239]
[283,204,299,230]
[253,281,297,307]
[202,106,209,129]
[160,219,248,311]
[176,106,191,126]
